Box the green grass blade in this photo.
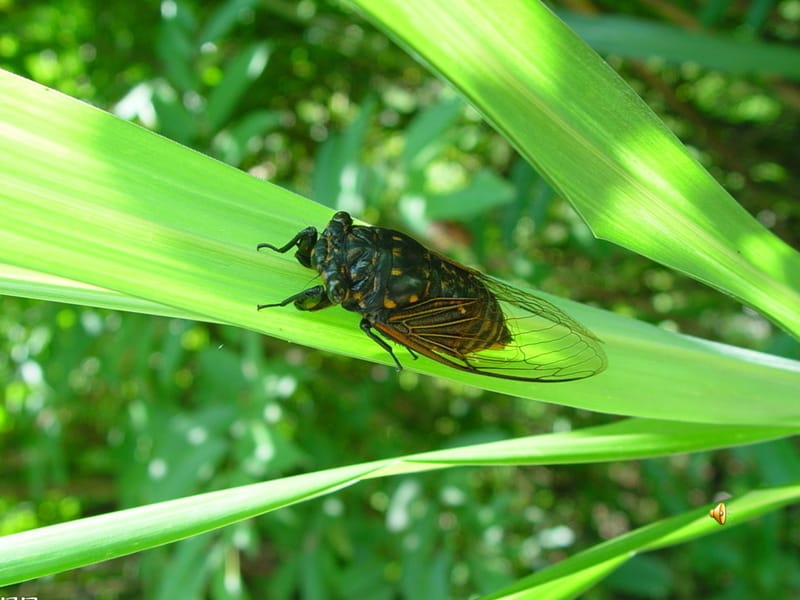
[1,69,799,425]
[0,462,388,586]
[493,555,630,600]
[403,418,796,466]
[0,264,210,320]
[349,0,800,338]
[0,417,791,586]
[482,483,800,599]
[561,13,800,78]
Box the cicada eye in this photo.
[332,211,353,227]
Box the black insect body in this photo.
[258,211,606,382]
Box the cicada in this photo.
[257,211,606,382]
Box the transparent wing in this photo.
[470,275,607,381]
[374,275,607,382]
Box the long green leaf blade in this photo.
[0,69,798,425]
[349,0,800,338]
[0,417,792,585]
[0,462,387,586]
[483,483,800,599]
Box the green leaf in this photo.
[482,483,800,599]
[206,41,271,131]
[561,13,800,79]
[312,96,377,210]
[403,94,464,170]
[426,168,516,220]
[492,555,630,600]
[200,0,263,43]
[0,69,798,426]
[212,108,282,165]
[0,417,793,586]
[0,461,386,586]
[349,0,800,339]
[156,3,198,92]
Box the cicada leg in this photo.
[359,319,419,371]
[257,226,317,269]
[258,285,333,312]
[360,318,403,371]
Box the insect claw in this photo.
[257,229,310,254]
[258,227,318,268]
[257,301,289,310]
[259,286,329,312]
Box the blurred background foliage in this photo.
[1,0,799,598]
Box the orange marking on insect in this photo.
[408,294,419,303]
[391,267,402,276]
[384,298,398,309]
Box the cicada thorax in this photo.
[311,212,512,359]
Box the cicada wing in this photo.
[476,275,607,381]
[373,287,606,382]
[371,317,516,378]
